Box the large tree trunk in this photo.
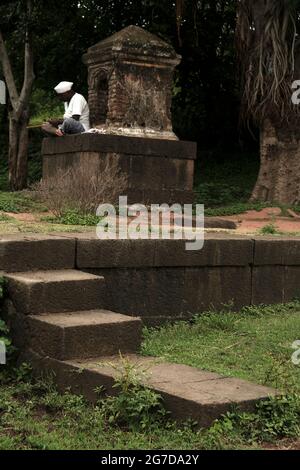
[8,110,29,190]
[250,119,300,205]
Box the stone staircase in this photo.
[1,234,276,428]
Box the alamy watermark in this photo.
[0,340,6,365]
[291,340,300,366]
[291,80,300,104]
[96,196,204,251]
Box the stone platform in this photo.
[42,133,197,205]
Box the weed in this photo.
[98,354,169,431]
[259,223,280,235]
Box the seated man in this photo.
[42,81,90,137]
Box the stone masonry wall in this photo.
[1,234,300,326]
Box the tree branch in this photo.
[17,0,35,120]
[0,28,19,113]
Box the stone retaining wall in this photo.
[1,234,300,325]
[75,235,300,324]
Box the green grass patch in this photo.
[204,202,270,217]
[259,224,280,235]
[0,191,46,213]
[43,210,103,226]
[142,302,300,392]
[0,214,14,222]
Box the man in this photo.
[42,81,90,137]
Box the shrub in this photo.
[33,159,127,217]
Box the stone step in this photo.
[5,270,105,314]
[0,234,75,272]
[27,311,142,360]
[25,351,276,428]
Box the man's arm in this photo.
[48,118,63,127]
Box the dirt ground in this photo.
[224,207,300,235]
[262,438,300,450]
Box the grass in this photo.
[0,377,205,450]
[42,210,103,226]
[204,202,270,217]
[142,301,300,392]
[0,191,46,213]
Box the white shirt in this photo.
[64,93,90,131]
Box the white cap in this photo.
[54,81,73,94]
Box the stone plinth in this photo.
[42,133,196,205]
[82,25,181,140]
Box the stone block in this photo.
[27,310,142,360]
[5,269,106,314]
[254,238,300,265]
[0,234,75,272]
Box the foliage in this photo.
[259,223,280,235]
[43,210,103,226]
[206,394,300,446]
[0,277,17,379]
[29,88,64,126]
[98,355,168,431]
[0,191,45,213]
[194,151,260,208]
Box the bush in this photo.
[33,159,127,217]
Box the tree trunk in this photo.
[0,0,35,191]
[8,110,29,190]
[250,119,300,205]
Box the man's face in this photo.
[56,90,72,102]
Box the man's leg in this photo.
[41,122,61,137]
[60,117,85,135]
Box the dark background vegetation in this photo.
[0,0,260,205]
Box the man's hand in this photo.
[48,119,63,127]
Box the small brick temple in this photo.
[42,25,197,205]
